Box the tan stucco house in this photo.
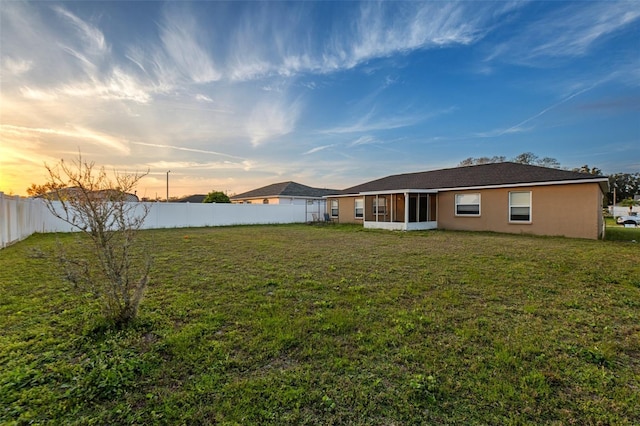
[325,162,609,239]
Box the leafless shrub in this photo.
[35,154,151,326]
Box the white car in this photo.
[616,215,640,226]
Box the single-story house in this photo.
[325,162,609,239]
[231,181,339,222]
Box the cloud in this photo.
[1,4,154,104]
[0,124,130,155]
[20,87,58,101]
[471,85,598,138]
[57,68,152,103]
[303,144,336,155]
[246,97,302,146]
[323,106,455,135]
[314,2,515,74]
[157,4,221,84]
[322,110,419,135]
[131,142,244,160]
[219,1,515,81]
[195,94,213,102]
[52,5,108,55]
[349,135,378,147]
[2,57,32,75]
[143,160,246,171]
[487,2,640,64]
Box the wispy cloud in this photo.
[246,97,302,146]
[20,86,58,101]
[60,68,152,103]
[143,160,246,171]
[349,135,379,147]
[322,111,416,135]
[53,5,108,55]
[1,124,130,154]
[340,2,484,63]
[2,57,32,76]
[195,94,213,102]
[323,106,454,135]
[221,1,516,80]
[131,142,244,160]
[157,4,221,84]
[487,2,640,64]
[2,3,154,104]
[472,85,598,138]
[303,144,336,155]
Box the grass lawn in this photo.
[1,224,639,425]
[605,217,640,242]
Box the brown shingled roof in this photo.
[339,162,608,194]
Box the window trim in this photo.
[330,199,339,217]
[354,198,364,219]
[455,193,481,217]
[509,191,532,223]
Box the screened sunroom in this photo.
[362,190,437,231]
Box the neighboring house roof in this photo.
[175,194,207,203]
[337,162,609,195]
[231,181,339,200]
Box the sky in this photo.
[1,1,639,199]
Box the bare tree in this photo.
[512,152,539,165]
[36,154,151,325]
[459,153,561,169]
[458,156,506,166]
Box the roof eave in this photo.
[327,178,609,197]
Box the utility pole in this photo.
[613,184,616,216]
[166,170,170,202]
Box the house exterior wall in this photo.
[329,182,604,239]
[437,183,603,239]
[328,196,362,223]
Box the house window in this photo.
[373,197,386,215]
[509,191,531,222]
[455,193,480,216]
[355,199,364,219]
[263,199,269,204]
[330,199,339,217]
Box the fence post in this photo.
[0,192,6,248]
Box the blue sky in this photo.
[1,1,638,198]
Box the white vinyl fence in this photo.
[0,192,309,249]
[609,205,638,218]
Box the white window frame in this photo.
[354,198,364,219]
[455,193,481,216]
[509,191,532,223]
[373,197,387,215]
[330,199,339,217]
